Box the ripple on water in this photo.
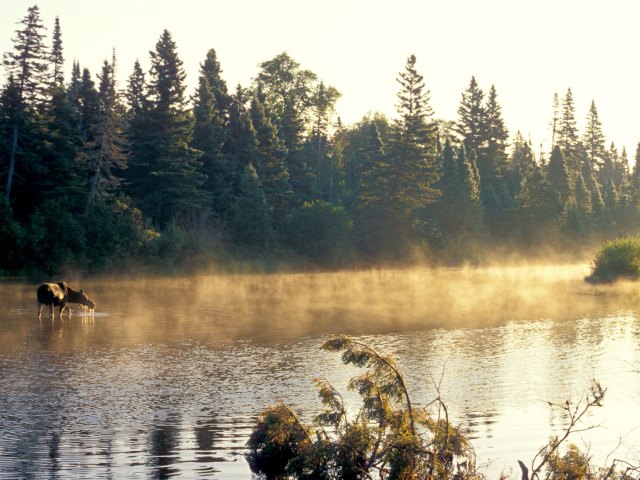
[1,274,640,479]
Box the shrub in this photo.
[586,236,640,283]
[247,336,479,479]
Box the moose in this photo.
[37,282,96,320]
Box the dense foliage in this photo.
[586,235,640,283]
[1,6,639,276]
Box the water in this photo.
[1,265,640,478]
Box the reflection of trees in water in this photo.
[147,416,180,479]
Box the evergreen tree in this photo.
[68,60,81,104]
[582,100,607,172]
[547,145,572,213]
[388,54,439,215]
[557,88,581,171]
[353,120,396,257]
[127,30,205,227]
[250,94,291,225]
[484,85,509,175]
[3,5,49,108]
[125,59,146,116]
[455,76,486,156]
[549,93,560,150]
[33,85,85,213]
[2,5,49,201]
[508,131,537,200]
[77,68,99,141]
[516,163,556,240]
[458,145,481,206]
[198,48,230,116]
[225,85,259,196]
[481,84,512,221]
[192,50,232,220]
[83,59,128,216]
[50,16,64,87]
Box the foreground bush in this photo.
[247,336,481,479]
[248,337,639,480]
[586,236,640,283]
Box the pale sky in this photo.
[2,0,640,160]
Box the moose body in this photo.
[37,282,96,319]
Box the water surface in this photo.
[1,265,640,478]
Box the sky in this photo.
[2,0,640,161]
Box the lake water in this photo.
[1,265,640,479]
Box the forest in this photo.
[1,5,638,277]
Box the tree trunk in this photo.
[5,123,18,202]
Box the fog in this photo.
[2,263,640,478]
[25,262,632,348]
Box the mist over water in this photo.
[1,265,640,478]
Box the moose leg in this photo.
[37,302,42,320]
[49,304,54,320]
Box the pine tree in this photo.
[36,85,85,212]
[547,145,572,212]
[353,120,396,257]
[192,50,232,219]
[83,59,128,216]
[582,100,607,172]
[225,85,259,194]
[508,131,537,200]
[127,30,205,227]
[69,60,81,104]
[3,5,49,108]
[388,54,439,215]
[484,85,509,175]
[557,88,581,172]
[550,93,560,150]
[50,16,64,87]
[77,68,99,141]
[2,5,49,201]
[458,145,481,206]
[455,76,486,156]
[125,60,146,116]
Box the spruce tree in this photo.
[225,85,259,196]
[83,59,128,216]
[455,76,486,156]
[388,54,439,215]
[77,68,99,141]
[547,145,572,212]
[557,88,581,172]
[582,100,607,172]
[125,59,146,116]
[549,93,560,150]
[508,131,537,200]
[484,85,509,175]
[2,5,49,201]
[127,29,205,227]
[192,50,232,220]
[50,16,64,87]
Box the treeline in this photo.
[1,6,639,276]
